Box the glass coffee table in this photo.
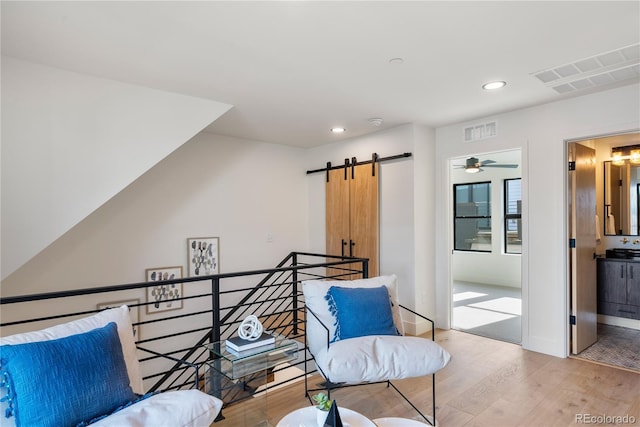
[204,335,299,427]
[204,335,298,379]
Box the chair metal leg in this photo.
[387,374,437,426]
[305,375,437,426]
[304,341,438,424]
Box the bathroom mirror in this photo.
[603,160,640,235]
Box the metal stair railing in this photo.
[0,252,368,404]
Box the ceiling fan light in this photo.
[465,166,480,173]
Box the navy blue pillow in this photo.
[0,322,137,427]
[325,285,399,342]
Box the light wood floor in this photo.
[213,329,640,426]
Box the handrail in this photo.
[147,252,368,392]
[0,252,366,306]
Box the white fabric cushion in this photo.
[313,335,451,384]
[302,275,404,356]
[89,390,222,427]
[1,310,221,427]
[0,305,143,394]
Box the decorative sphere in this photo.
[238,315,263,341]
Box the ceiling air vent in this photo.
[531,43,640,94]
[464,121,497,142]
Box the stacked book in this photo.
[225,332,276,355]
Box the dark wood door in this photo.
[598,260,627,304]
[626,263,640,306]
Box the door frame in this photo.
[447,148,525,345]
[564,130,640,356]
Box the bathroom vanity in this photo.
[597,249,640,320]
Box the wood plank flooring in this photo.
[213,329,640,426]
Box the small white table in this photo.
[372,417,431,426]
[276,406,376,427]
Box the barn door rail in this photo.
[306,152,412,182]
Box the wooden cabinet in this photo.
[326,162,379,279]
[597,258,640,319]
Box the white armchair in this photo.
[302,275,451,425]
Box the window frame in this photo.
[504,178,522,254]
[453,181,492,253]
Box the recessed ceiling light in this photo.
[482,81,507,90]
[330,127,346,133]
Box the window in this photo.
[454,182,491,252]
[504,178,522,254]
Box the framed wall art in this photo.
[187,237,219,277]
[145,266,183,314]
[97,299,140,339]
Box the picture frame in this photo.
[97,299,140,339]
[187,237,219,277]
[145,266,183,314]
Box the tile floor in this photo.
[574,323,640,371]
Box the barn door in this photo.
[326,166,351,279]
[326,161,379,279]
[349,162,379,278]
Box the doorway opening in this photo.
[450,149,522,344]
[567,131,640,372]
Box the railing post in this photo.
[209,277,222,403]
[212,277,221,344]
[292,253,299,335]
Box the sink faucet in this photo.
[621,237,630,244]
[633,239,640,245]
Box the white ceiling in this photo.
[2,1,639,148]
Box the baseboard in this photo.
[598,314,640,331]
[402,318,433,336]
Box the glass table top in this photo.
[203,335,298,379]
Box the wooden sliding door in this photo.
[326,162,379,279]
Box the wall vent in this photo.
[464,121,497,142]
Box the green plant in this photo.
[311,392,332,411]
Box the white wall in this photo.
[434,83,640,357]
[1,132,309,388]
[1,57,231,280]
[1,133,309,295]
[412,124,437,327]
[306,123,437,332]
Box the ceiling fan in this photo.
[454,157,519,173]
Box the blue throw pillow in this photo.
[325,285,400,342]
[0,322,137,427]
